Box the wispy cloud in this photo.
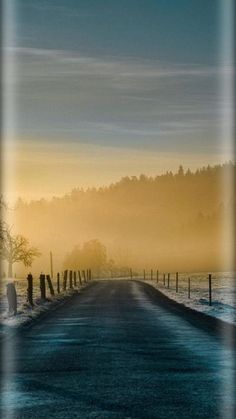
[20,2,94,18]
[9,46,224,80]
[5,46,227,152]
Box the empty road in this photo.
[1,280,235,418]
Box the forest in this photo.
[11,162,235,276]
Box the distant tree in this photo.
[139,174,148,182]
[107,258,115,276]
[64,239,108,277]
[0,196,7,242]
[0,230,41,277]
[177,165,184,176]
[82,239,107,273]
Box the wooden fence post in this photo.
[188,277,191,299]
[82,270,86,283]
[46,274,55,296]
[167,273,170,289]
[163,273,165,286]
[78,270,82,285]
[27,273,34,306]
[63,270,68,290]
[151,269,153,280]
[74,271,77,287]
[69,270,73,288]
[209,274,212,306]
[40,274,46,300]
[176,272,179,293]
[50,251,53,280]
[57,273,60,294]
[156,270,159,283]
[144,269,146,280]
[86,269,89,282]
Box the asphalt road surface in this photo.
[1,280,235,419]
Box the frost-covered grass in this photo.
[1,272,235,330]
[140,271,236,324]
[0,276,85,330]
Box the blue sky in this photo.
[17,0,219,64]
[5,0,231,198]
[13,0,223,151]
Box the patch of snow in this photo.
[0,277,89,331]
[138,271,236,325]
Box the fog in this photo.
[11,163,235,277]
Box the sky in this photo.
[3,0,233,200]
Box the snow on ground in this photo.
[141,271,236,325]
[1,272,235,330]
[0,276,85,331]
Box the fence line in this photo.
[5,267,93,316]
[126,268,213,307]
[5,266,213,316]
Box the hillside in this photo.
[14,162,235,274]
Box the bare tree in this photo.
[0,230,41,277]
[0,196,7,242]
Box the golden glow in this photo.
[4,138,228,202]
[12,162,234,277]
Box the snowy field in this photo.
[1,272,235,327]
[141,271,236,324]
[0,276,79,329]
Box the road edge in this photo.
[1,281,98,339]
[135,279,236,348]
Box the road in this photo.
[1,280,235,418]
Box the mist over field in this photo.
[10,162,234,277]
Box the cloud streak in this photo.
[9,46,225,80]
[5,46,226,154]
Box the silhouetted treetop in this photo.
[14,162,235,272]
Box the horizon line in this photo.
[13,160,235,205]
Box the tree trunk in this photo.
[8,260,13,278]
